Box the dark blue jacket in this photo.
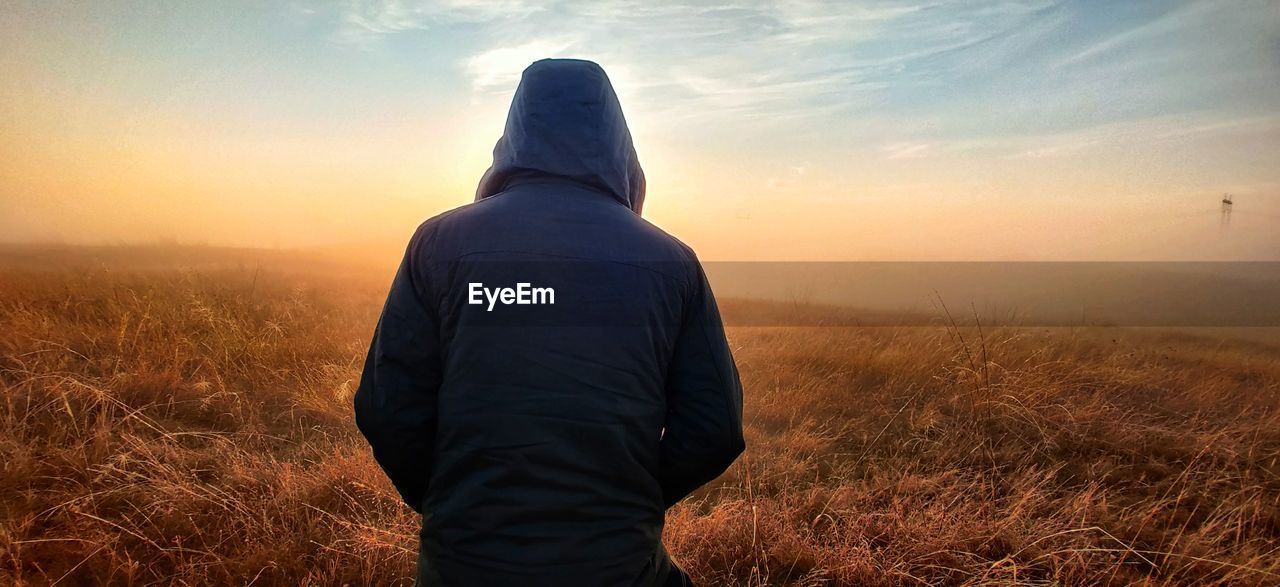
[354,59,745,586]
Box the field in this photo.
[2,246,1279,585]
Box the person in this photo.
[354,58,745,587]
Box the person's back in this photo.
[355,59,745,586]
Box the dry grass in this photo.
[1,248,1278,585]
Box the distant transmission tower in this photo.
[1220,193,1233,230]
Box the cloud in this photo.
[333,0,543,45]
[881,142,932,159]
[1054,0,1214,68]
[322,0,1280,159]
[465,37,580,95]
[1001,113,1280,159]
[334,0,432,45]
[326,1,1054,123]
[764,162,811,190]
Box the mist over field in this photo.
[7,244,1278,328]
[703,262,1280,327]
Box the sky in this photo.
[1,0,1277,260]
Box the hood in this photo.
[474,59,646,214]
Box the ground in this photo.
[1,247,1278,585]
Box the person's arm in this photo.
[659,263,746,508]
[354,233,442,513]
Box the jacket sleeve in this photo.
[353,234,442,513]
[659,263,746,508]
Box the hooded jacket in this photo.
[354,58,745,586]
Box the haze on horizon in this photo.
[1,0,1278,261]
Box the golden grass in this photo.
[1,248,1278,585]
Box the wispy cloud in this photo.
[1000,113,1280,159]
[323,0,1280,158]
[1054,0,1214,68]
[326,1,1053,122]
[465,37,579,95]
[881,142,932,159]
[333,0,544,46]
